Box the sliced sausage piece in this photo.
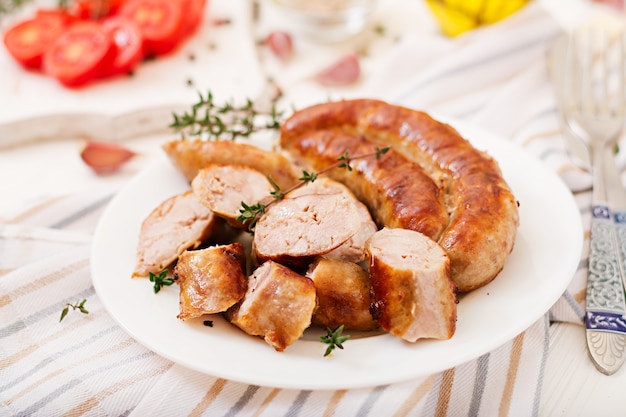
[323,197,377,263]
[252,180,363,270]
[175,243,248,320]
[283,177,377,263]
[280,99,519,292]
[133,191,220,278]
[282,129,449,241]
[191,164,274,227]
[162,139,301,190]
[306,257,378,331]
[366,227,457,342]
[226,261,317,352]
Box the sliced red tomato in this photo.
[43,22,116,87]
[118,0,184,56]
[101,16,144,77]
[178,0,207,39]
[36,8,78,25]
[3,12,69,69]
[69,0,124,20]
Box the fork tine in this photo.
[565,30,582,113]
[577,30,587,112]
[598,29,610,113]
[603,29,626,118]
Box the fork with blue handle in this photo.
[562,27,626,375]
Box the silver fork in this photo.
[563,28,626,375]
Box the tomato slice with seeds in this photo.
[101,16,144,77]
[43,22,116,87]
[3,12,69,69]
[119,0,184,56]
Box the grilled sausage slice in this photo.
[306,257,378,331]
[288,177,377,263]
[133,191,221,278]
[226,261,317,352]
[175,243,247,320]
[366,228,457,341]
[253,179,363,270]
[324,195,377,263]
[191,164,274,228]
[162,139,301,189]
[280,99,519,292]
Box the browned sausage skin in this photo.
[280,99,519,292]
[175,243,248,320]
[366,228,456,341]
[284,129,449,241]
[226,260,317,352]
[162,139,301,190]
[306,257,378,332]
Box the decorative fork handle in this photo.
[603,146,626,306]
[614,210,626,303]
[607,147,626,293]
[585,203,626,375]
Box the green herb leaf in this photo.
[375,146,390,159]
[299,170,317,183]
[59,306,69,322]
[169,90,283,141]
[336,151,352,171]
[237,201,267,232]
[59,298,89,322]
[268,176,283,201]
[78,299,89,314]
[320,325,350,357]
[149,270,174,294]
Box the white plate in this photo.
[91,123,583,390]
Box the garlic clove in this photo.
[266,31,293,62]
[314,53,360,86]
[80,140,136,175]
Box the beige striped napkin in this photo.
[0,2,604,416]
[0,182,583,416]
[0,189,550,416]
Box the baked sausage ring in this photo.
[280,99,519,292]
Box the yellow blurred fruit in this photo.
[426,0,530,37]
[443,0,486,17]
[481,0,529,24]
[425,0,478,37]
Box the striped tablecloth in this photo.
[1,0,621,415]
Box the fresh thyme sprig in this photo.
[149,270,175,294]
[237,146,389,231]
[170,91,283,141]
[238,201,267,231]
[59,299,89,322]
[320,325,350,357]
